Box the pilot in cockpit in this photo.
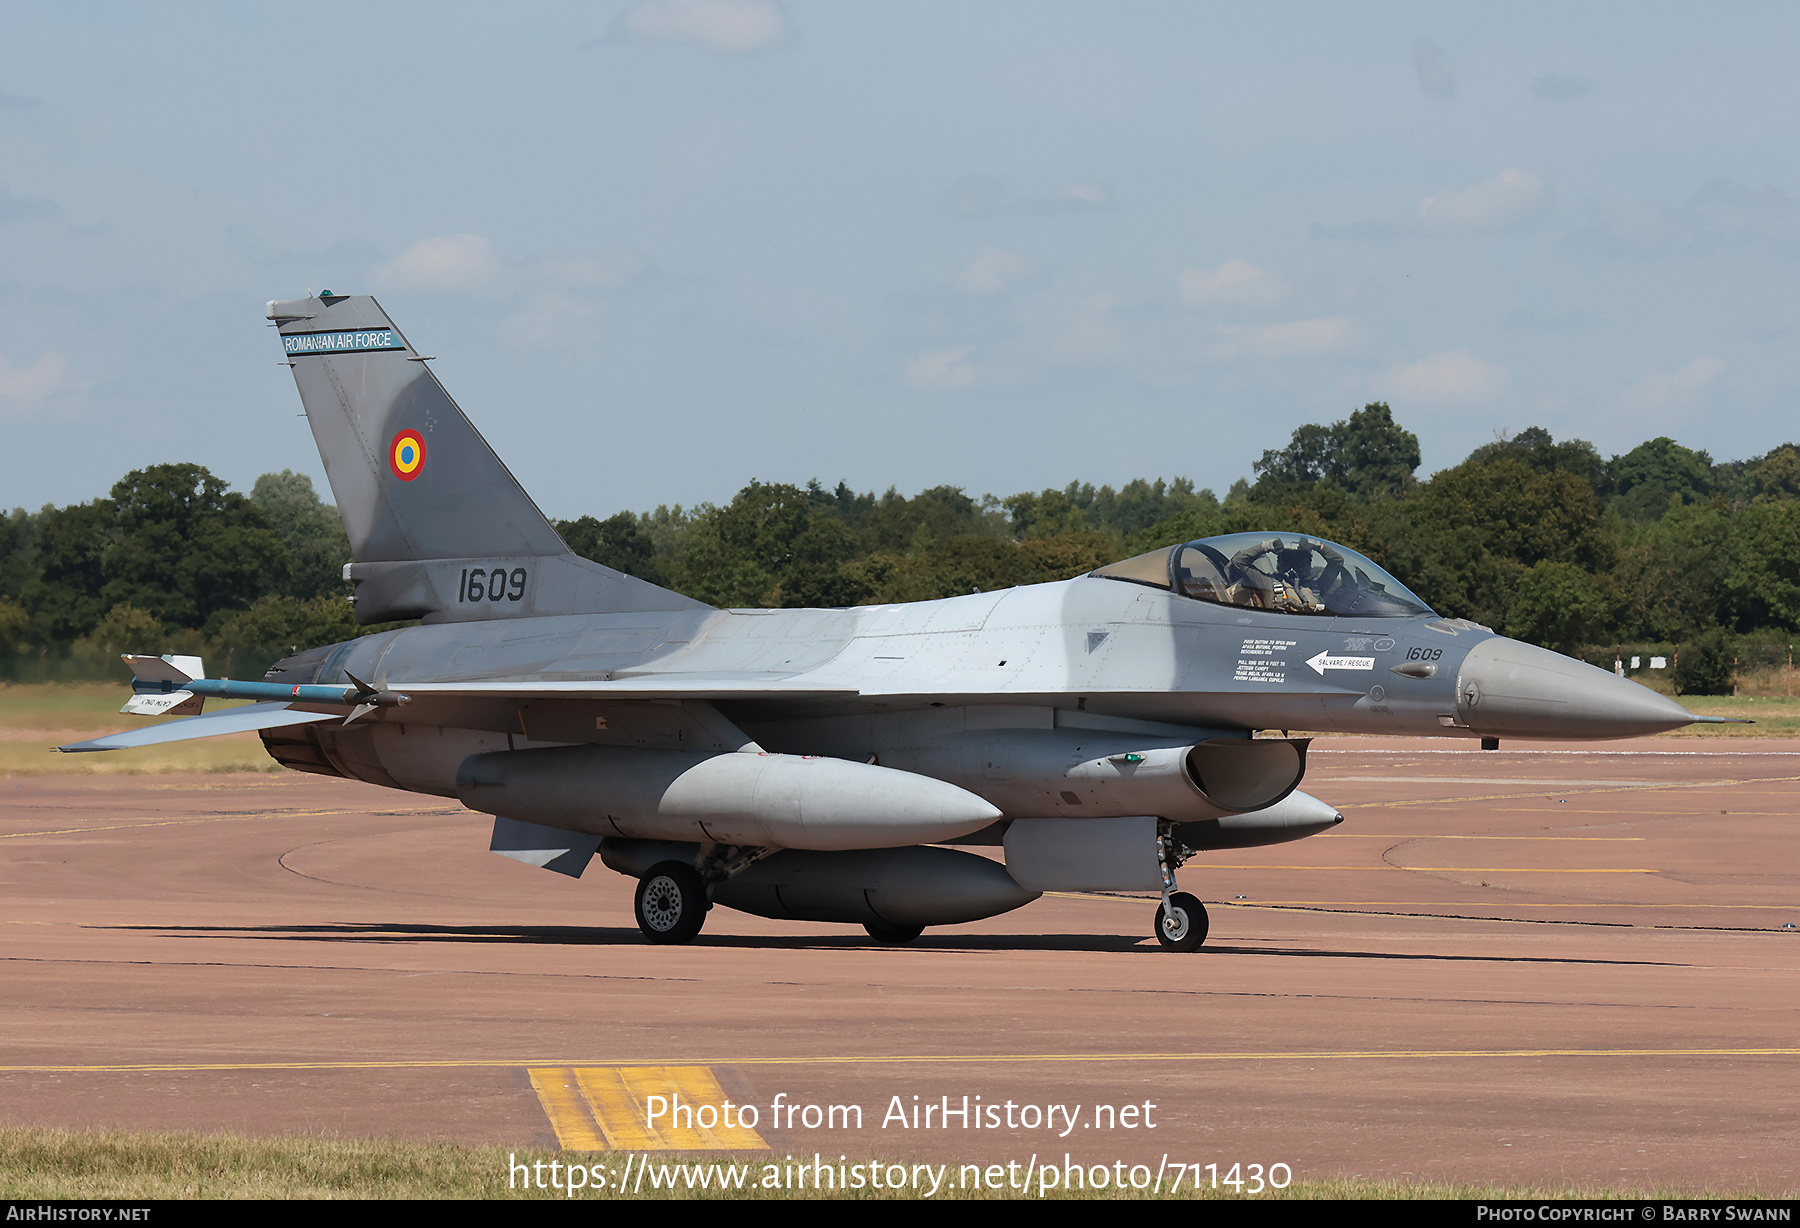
[1226,537,1342,613]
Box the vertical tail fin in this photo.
[268,294,705,623]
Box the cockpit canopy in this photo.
[1091,532,1435,619]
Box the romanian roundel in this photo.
[389,430,427,481]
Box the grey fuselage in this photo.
[261,568,1688,819]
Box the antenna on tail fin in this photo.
[267,294,706,624]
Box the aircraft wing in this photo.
[57,703,343,752]
[395,676,861,700]
[59,675,858,754]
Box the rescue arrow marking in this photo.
[1307,652,1375,675]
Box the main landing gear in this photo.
[1154,827,1209,952]
[633,845,778,945]
[634,861,709,944]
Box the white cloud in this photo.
[943,177,1114,217]
[1052,182,1110,209]
[1416,169,1548,234]
[0,351,87,415]
[372,234,503,291]
[1615,355,1726,420]
[956,247,1032,295]
[1532,73,1593,101]
[1412,36,1456,98]
[1375,348,1513,406]
[1052,293,1127,360]
[1202,315,1366,361]
[1574,202,1684,255]
[906,345,979,389]
[501,294,603,348]
[0,184,58,224]
[1176,258,1288,311]
[1573,181,1800,258]
[541,252,646,288]
[609,0,787,52]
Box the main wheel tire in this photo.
[1155,892,1209,952]
[635,861,709,944]
[863,920,925,944]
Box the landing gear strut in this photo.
[1154,827,1208,952]
[634,860,710,944]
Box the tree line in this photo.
[5,404,1797,689]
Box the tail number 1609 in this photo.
[459,567,528,603]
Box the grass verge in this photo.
[1655,694,1800,737]
[0,683,275,775]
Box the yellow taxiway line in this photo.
[6,1047,1798,1076]
[529,1066,768,1152]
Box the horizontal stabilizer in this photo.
[58,703,339,752]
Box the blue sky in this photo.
[3,2,1797,519]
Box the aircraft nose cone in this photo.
[1457,637,1699,739]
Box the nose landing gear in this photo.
[1154,828,1209,952]
[1156,891,1209,952]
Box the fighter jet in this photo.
[61,294,1721,951]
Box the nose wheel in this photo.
[1155,892,1209,952]
[1154,827,1208,952]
